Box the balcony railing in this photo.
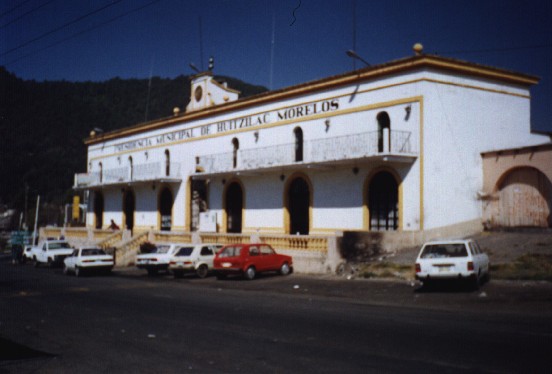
[196,130,416,175]
[75,162,181,188]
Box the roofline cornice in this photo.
[85,54,540,145]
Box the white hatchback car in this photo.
[63,247,114,277]
[136,243,191,275]
[169,244,223,278]
[415,239,490,288]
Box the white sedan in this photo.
[415,239,490,288]
[63,247,114,277]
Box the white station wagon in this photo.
[63,247,114,277]
[415,239,490,288]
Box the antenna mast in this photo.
[199,16,204,70]
[269,12,275,90]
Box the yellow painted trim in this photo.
[185,178,191,231]
[222,178,245,233]
[363,167,403,231]
[86,55,537,146]
[89,95,422,162]
[243,227,285,233]
[283,172,313,235]
[419,97,424,230]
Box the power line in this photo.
[3,0,161,67]
[0,0,123,58]
[0,0,55,29]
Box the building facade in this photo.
[74,49,550,244]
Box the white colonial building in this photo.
[64,45,549,271]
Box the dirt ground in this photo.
[386,229,552,265]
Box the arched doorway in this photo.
[123,189,135,231]
[159,187,173,231]
[93,191,104,229]
[493,167,551,227]
[288,177,310,235]
[225,182,243,233]
[368,171,398,231]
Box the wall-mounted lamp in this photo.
[152,183,156,190]
[325,119,330,132]
[279,174,285,182]
[144,151,149,160]
[404,104,412,121]
[117,156,121,164]
[352,167,359,175]
[222,179,226,185]
[254,131,259,142]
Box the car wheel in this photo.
[34,259,40,268]
[173,270,183,279]
[47,258,54,268]
[196,265,208,278]
[280,263,291,276]
[244,266,256,280]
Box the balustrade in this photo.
[196,130,415,175]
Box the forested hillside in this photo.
[0,66,267,220]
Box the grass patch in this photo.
[356,262,415,280]
[491,254,552,281]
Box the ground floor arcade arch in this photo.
[123,189,135,231]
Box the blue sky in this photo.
[2,0,552,132]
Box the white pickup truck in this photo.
[32,239,74,268]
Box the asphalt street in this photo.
[1,258,551,373]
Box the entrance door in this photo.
[289,177,310,235]
[159,187,173,231]
[368,171,398,231]
[495,168,551,227]
[123,189,135,231]
[226,182,243,233]
[93,191,104,229]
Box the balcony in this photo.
[74,162,182,189]
[194,130,417,176]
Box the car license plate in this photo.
[222,262,232,268]
[438,266,451,272]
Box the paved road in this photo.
[1,259,551,373]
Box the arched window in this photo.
[128,156,133,180]
[232,138,239,168]
[165,149,170,177]
[376,111,391,153]
[294,127,303,162]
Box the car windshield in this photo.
[218,246,241,258]
[175,247,194,256]
[152,245,171,254]
[420,244,468,258]
[82,248,107,256]
[49,242,71,250]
